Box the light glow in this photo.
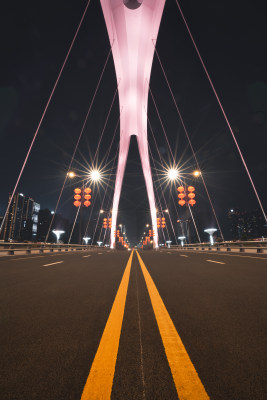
[167,168,179,181]
[90,169,101,182]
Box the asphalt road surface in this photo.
[0,249,266,399]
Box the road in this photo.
[0,249,266,399]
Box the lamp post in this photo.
[166,240,172,248]
[97,241,103,247]
[204,228,217,245]
[178,236,186,247]
[52,230,65,243]
[83,237,91,245]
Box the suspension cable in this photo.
[0,0,92,238]
[152,44,225,240]
[44,44,114,242]
[173,1,266,223]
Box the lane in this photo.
[0,251,130,400]
[139,250,267,400]
[81,251,133,399]
[136,251,209,400]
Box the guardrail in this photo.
[0,243,109,256]
[167,241,267,254]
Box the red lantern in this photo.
[74,188,81,194]
[84,201,91,207]
[108,218,112,228]
[74,200,81,207]
[178,199,186,206]
[84,194,91,200]
[178,193,185,199]
[187,186,195,192]
[177,186,185,192]
[74,194,81,200]
[84,188,91,194]
[188,192,195,199]
[189,199,196,206]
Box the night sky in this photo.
[1,0,266,244]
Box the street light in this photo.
[166,240,172,248]
[89,169,101,181]
[83,237,91,245]
[167,168,179,181]
[192,170,201,177]
[204,228,217,245]
[164,209,169,213]
[67,171,76,178]
[146,224,149,227]
[97,241,103,247]
[178,236,186,246]
[52,230,65,243]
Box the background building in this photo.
[228,208,266,240]
[0,193,40,242]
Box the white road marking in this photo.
[43,261,64,267]
[98,253,103,254]
[179,250,267,260]
[180,255,188,257]
[83,255,91,258]
[206,260,225,264]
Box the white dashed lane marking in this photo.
[180,255,188,257]
[206,260,225,264]
[43,261,64,267]
[83,255,91,258]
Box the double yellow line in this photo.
[81,250,209,400]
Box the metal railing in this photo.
[0,243,109,256]
[166,240,267,254]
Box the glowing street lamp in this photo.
[167,168,179,181]
[52,230,65,243]
[97,241,103,247]
[193,170,201,177]
[89,169,101,182]
[83,237,91,245]
[166,240,172,248]
[67,171,76,178]
[204,228,217,245]
[178,236,186,247]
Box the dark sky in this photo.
[0,0,266,244]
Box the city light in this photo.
[67,171,76,178]
[83,237,91,245]
[100,210,104,214]
[89,169,101,182]
[167,168,179,181]
[52,230,65,243]
[204,228,217,246]
[193,170,201,177]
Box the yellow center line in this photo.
[136,251,210,400]
[81,250,134,400]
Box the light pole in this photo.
[166,240,172,248]
[204,228,217,245]
[83,237,91,245]
[52,230,65,243]
[178,236,186,247]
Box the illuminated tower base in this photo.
[100,0,166,248]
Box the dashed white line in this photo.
[83,255,91,258]
[43,261,64,267]
[98,253,103,255]
[206,260,225,264]
[180,255,188,257]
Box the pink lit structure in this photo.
[100,0,166,248]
